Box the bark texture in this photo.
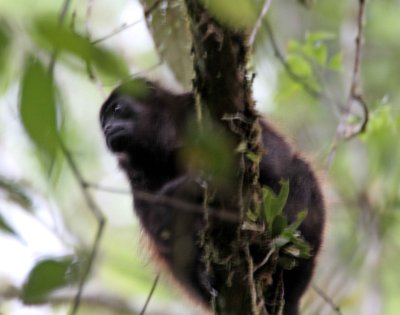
[184,2,268,314]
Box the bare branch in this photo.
[84,182,130,194]
[245,245,264,315]
[248,0,273,47]
[57,139,106,315]
[92,20,144,45]
[1,284,172,315]
[92,0,163,45]
[311,283,343,315]
[326,0,369,168]
[86,180,244,224]
[49,0,72,74]
[140,273,160,315]
[45,3,107,313]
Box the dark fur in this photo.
[100,80,325,315]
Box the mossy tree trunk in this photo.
[184,2,273,315]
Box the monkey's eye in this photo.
[108,101,131,118]
[112,103,122,114]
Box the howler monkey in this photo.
[100,79,325,315]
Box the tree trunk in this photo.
[184,2,271,314]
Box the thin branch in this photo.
[263,20,322,99]
[91,0,163,45]
[1,284,171,315]
[326,0,368,169]
[248,0,273,47]
[263,19,344,116]
[140,273,160,315]
[85,0,95,39]
[86,179,243,224]
[47,3,106,313]
[49,0,72,74]
[100,61,163,87]
[135,188,240,224]
[92,20,144,45]
[58,140,106,315]
[84,182,130,194]
[244,245,262,315]
[253,248,274,273]
[343,94,369,140]
[311,283,343,315]
[350,0,366,98]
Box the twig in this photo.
[326,0,368,169]
[311,283,343,315]
[58,139,106,315]
[85,0,95,39]
[139,273,160,315]
[47,3,106,313]
[100,61,163,87]
[91,0,163,45]
[1,284,171,315]
[135,188,240,223]
[263,20,321,99]
[343,94,369,140]
[253,248,274,273]
[343,0,368,140]
[87,179,242,224]
[92,20,144,45]
[350,0,366,98]
[84,182,130,194]
[49,0,72,74]
[263,19,344,117]
[248,0,273,47]
[244,245,262,315]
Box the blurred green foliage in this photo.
[22,256,80,304]
[19,57,59,168]
[0,0,399,314]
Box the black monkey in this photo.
[100,79,325,315]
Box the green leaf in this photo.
[200,0,257,28]
[262,181,290,229]
[286,209,308,234]
[33,18,128,80]
[328,52,343,71]
[0,20,12,94]
[271,236,290,249]
[286,54,313,77]
[19,57,58,166]
[276,180,290,213]
[140,0,193,88]
[287,40,301,52]
[283,237,312,258]
[246,151,261,163]
[22,256,80,304]
[271,214,288,237]
[313,44,328,65]
[0,212,18,237]
[246,209,259,222]
[306,31,335,43]
[0,20,10,67]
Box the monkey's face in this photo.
[100,95,145,153]
[100,84,189,158]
